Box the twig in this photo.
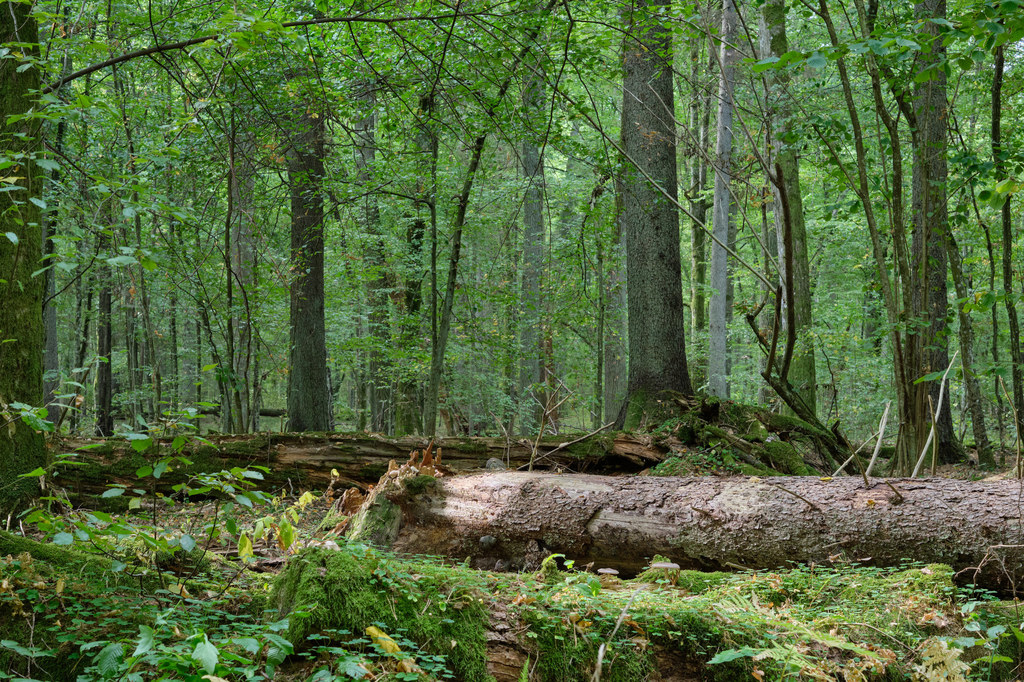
[768,484,821,511]
[590,585,645,682]
[884,480,904,505]
[864,401,891,477]
[912,351,959,477]
[998,376,1021,478]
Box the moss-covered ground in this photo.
[4,469,1024,681]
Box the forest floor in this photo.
[3,424,1024,680]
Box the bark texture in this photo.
[0,3,46,515]
[760,0,816,417]
[618,0,693,426]
[381,472,1024,591]
[910,0,959,463]
[708,0,738,400]
[286,111,332,432]
[54,432,668,498]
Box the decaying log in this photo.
[51,432,666,498]
[367,471,1024,592]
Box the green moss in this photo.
[0,530,112,574]
[347,496,402,546]
[402,474,438,496]
[758,439,813,475]
[454,439,489,454]
[272,546,492,680]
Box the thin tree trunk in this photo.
[993,45,1024,450]
[760,0,816,416]
[708,0,739,400]
[424,0,556,436]
[946,230,993,466]
[354,80,393,434]
[519,64,546,435]
[688,35,710,336]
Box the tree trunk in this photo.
[286,111,332,432]
[354,79,393,434]
[760,0,816,417]
[231,123,257,432]
[946,231,993,466]
[95,225,114,437]
[0,2,47,515]
[56,432,669,497]
[708,0,738,400]
[375,471,1024,591]
[910,0,959,464]
[519,65,546,435]
[393,95,435,437]
[993,45,1024,452]
[688,35,711,337]
[618,0,693,428]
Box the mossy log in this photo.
[364,472,1024,592]
[51,432,665,499]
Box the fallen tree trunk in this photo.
[365,471,1024,592]
[52,432,665,498]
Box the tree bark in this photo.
[286,111,332,432]
[56,432,669,496]
[378,471,1024,591]
[993,45,1024,452]
[0,2,47,515]
[354,79,393,434]
[708,0,738,400]
[946,231,993,466]
[618,0,693,427]
[910,0,959,463]
[518,63,546,435]
[760,0,816,417]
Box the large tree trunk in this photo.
[0,2,46,515]
[374,471,1024,591]
[910,0,959,464]
[55,432,669,498]
[707,0,738,400]
[286,111,332,432]
[618,0,693,428]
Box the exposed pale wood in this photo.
[378,472,1024,591]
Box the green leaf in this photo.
[133,626,155,657]
[93,641,124,676]
[708,647,758,664]
[35,158,59,172]
[806,52,827,69]
[4,232,18,245]
[238,533,253,560]
[53,532,73,545]
[179,534,196,552]
[136,465,153,478]
[101,487,126,498]
[192,635,219,674]
[153,460,168,479]
[18,467,46,478]
[29,196,46,209]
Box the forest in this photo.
[3,0,1024,679]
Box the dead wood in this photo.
[359,471,1024,592]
